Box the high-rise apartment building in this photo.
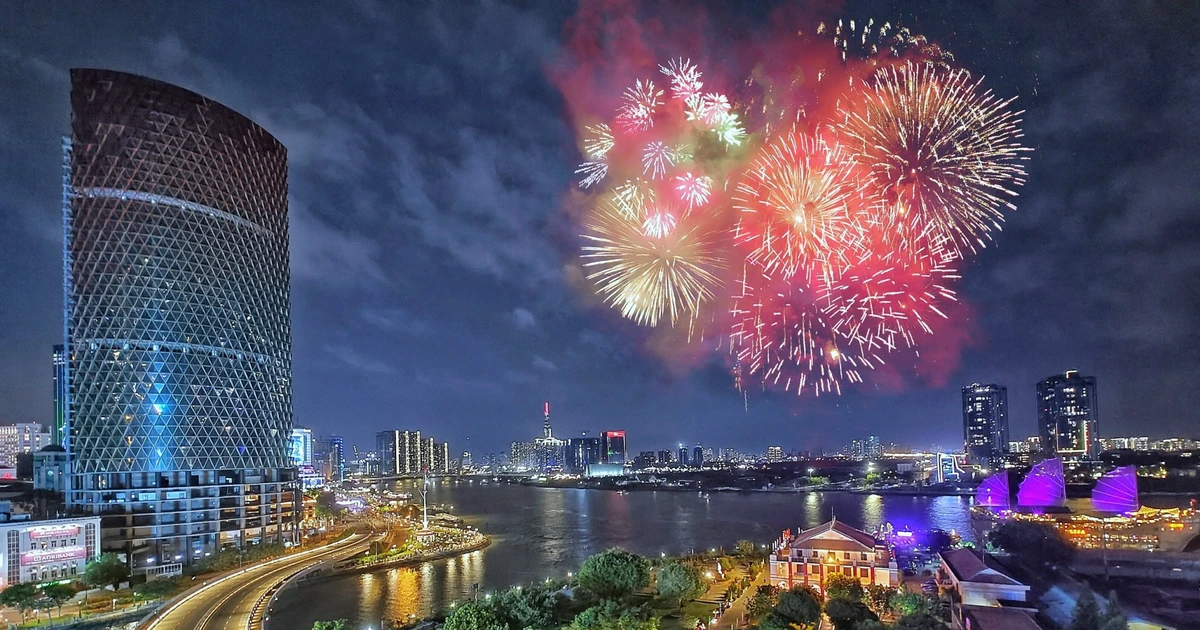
[313,435,344,481]
[692,445,704,467]
[600,430,626,465]
[63,70,297,565]
[766,445,785,463]
[53,345,69,446]
[0,424,51,468]
[568,435,602,473]
[1037,371,1098,459]
[376,430,438,475]
[288,428,313,467]
[962,383,1009,467]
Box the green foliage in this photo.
[568,599,658,630]
[85,552,130,590]
[656,562,707,609]
[39,583,76,613]
[893,612,945,630]
[0,583,39,618]
[1069,589,1102,630]
[193,543,287,572]
[852,621,888,630]
[311,621,348,630]
[133,578,180,600]
[822,573,866,603]
[865,585,895,615]
[987,521,1074,566]
[444,602,508,630]
[577,548,650,599]
[864,472,881,485]
[1101,591,1129,630]
[735,540,757,556]
[775,586,821,628]
[746,585,778,622]
[494,586,560,630]
[823,598,878,630]
[889,590,935,617]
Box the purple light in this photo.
[1092,465,1139,514]
[1017,458,1066,508]
[975,471,1010,509]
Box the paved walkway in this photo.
[712,568,767,630]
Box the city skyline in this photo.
[1,3,1198,454]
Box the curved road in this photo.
[142,532,376,630]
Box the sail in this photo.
[1017,458,1066,508]
[975,471,1010,509]
[1092,465,1139,513]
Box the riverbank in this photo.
[328,534,491,577]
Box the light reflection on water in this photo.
[270,483,979,628]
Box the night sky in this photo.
[1,2,1197,456]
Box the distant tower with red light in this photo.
[543,401,552,438]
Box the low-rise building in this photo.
[769,518,900,593]
[0,508,102,588]
[33,445,70,493]
[938,549,1040,629]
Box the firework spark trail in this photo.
[583,197,724,328]
[660,58,703,100]
[642,141,675,179]
[583,123,615,159]
[838,62,1029,254]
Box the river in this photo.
[269,480,979,628]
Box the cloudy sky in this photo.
[1,1,1197,456]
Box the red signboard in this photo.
[20,547,87,566]
[28,525,80,539]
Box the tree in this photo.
[656,562,707,610]
[775,586,821,628]
[85,552,130,590]
[852,621,888,630]
[311,621,348,630]
[1101,591,1129,630]
[577,549,650,599]
[746,585,778,622]
[889,590,934,617]
[1,583,39,620]
[1069,590,1102,630]
[495,586,560,630]
[823,598,878,630]
[444,602,508,630]
[569,599,658,630]
[893,613,945,630]
[757,613,791,630]
[865,585,895,615]
[823,573,865,603]
[735,540,757,557]
[40,583,75,618]
[987,522,1074,566]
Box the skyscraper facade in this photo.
[63,70,296,565]
[53,345,69,446]
[1037,371,1098,459]
[961,383,1009,467]
[288,428,313,467]
[600,430,626,465]
[567,436,602,473]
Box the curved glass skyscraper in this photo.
[64,69,296,565]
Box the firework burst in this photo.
[675,172,713,209]
[734,130,859,280]
[838,62,1029,254]
[616,79,664,134]
[583,197,724,328]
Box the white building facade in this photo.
[0,516,102,587]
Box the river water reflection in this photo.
[271,480,978,628]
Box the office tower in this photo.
[656,449,671,464]
[327,435,345,480]
[962,383,1010,467]
[533,402,566,471]
[766,445,784,463]
[1037,371,1098,459]
[53,345,69,446]
[64,70,296,564]
[288,428,313,467]
[600,430,627,465]
[568,435,602,473]
[377,430,400,476]
[0,424,52,467]
[692,445,703,467]
[677,445,689,466]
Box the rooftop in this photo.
[786,517,880,552]
[961,604,1043,630]
[940,549,1024,586]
